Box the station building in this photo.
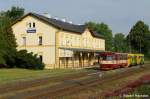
[12,13,105,69]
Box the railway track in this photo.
[0,70,97,95]
[1,64,149,99]
[29,66,149,99]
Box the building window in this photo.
[39,55,43,62]
[29,23,32,28]
[60,34,64,46]
[22,37,26,45]
[33,22,35,28]
[66,36,69,46]
[27,22,35,28]
[38,36,43,45]
[70,36,73,46]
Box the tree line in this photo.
[0,6,150,68]
[86,21,150,58]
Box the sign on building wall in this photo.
[59,49,73,57]
[27,29,36,33]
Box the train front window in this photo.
[107,56,113,60]
[102,55,114,61]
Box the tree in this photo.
[127,21,150,55]
[0,6,24,67]
[4,6,24,22]
[0,17,7,64]
[1,16,17,48]
[0,6,24,49]
[0,14,17,67]
[113,33,128,52]
[86,22,113,51]
[0,6,45,69]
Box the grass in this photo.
[130,83,150,96]
[0,68,91,85]
[145,57,150,64]
[145,60,150,64]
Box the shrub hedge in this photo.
[5,50,45,70]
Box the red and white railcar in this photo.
[99,52,128,70]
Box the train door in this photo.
[141,55,144,64]
[115,54,119,67]
[127,54,131,66]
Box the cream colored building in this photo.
[12,13,105,69]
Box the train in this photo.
[99,52,144,70]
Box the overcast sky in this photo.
[0,0,150,35]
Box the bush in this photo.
[4,49,17,68]
[14,50,45,70]
[3,49,45,70]
[0,53,5,65]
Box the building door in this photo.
[79,53,82,67]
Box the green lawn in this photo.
[0,68,91,85]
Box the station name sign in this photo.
[27,29,36,33]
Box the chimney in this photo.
[43,13,51,18]
[68,21,73,24]
[61,18,66,22]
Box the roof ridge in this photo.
[31,12,86,27]
[12,12,104,39]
